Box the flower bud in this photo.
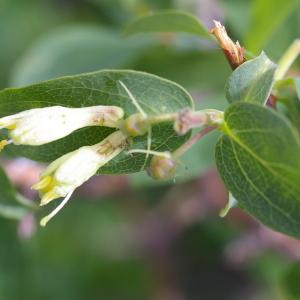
[0,105,124,146]
[210,21,245,69]
[174,109,224,135]
[32,130,128,226]
[120,113,150,137]
[174,109,207,135]
[148,153,177,180]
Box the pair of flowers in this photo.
[0,105,127,226]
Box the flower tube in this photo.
[32,130,128,226]
[0,105,124,147]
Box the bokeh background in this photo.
[1,0,300,299]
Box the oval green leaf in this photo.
[215,102,300,238]
[11,25,152,87]
[124,10,211,39]
[225,52,277,104]
[273,77,300,133]
[0,70,193,174]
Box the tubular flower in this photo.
[32,130,128,226]
[0,105,124,146]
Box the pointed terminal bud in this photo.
[33,130,128,225]
[210,21,245,69]
[0,105,124,146]
[148,152,177,180]
[120,113,150,137]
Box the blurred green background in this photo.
[1,0,300,299]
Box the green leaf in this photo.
[245,0,299,53]
[215,102,300,238]
[225,52,277,104]
[222,0,250,38]
[133,47,230,90]
[274,78,300,132]
[280,263,300,300]
[11,25,152,87]
[124,10,211,39]
[0,167,29,220]
[281,96,300,134]
[0,70,193,174]
[0,0,67,88]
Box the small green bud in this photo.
[148,153,177,180]
[121,113,150,137]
